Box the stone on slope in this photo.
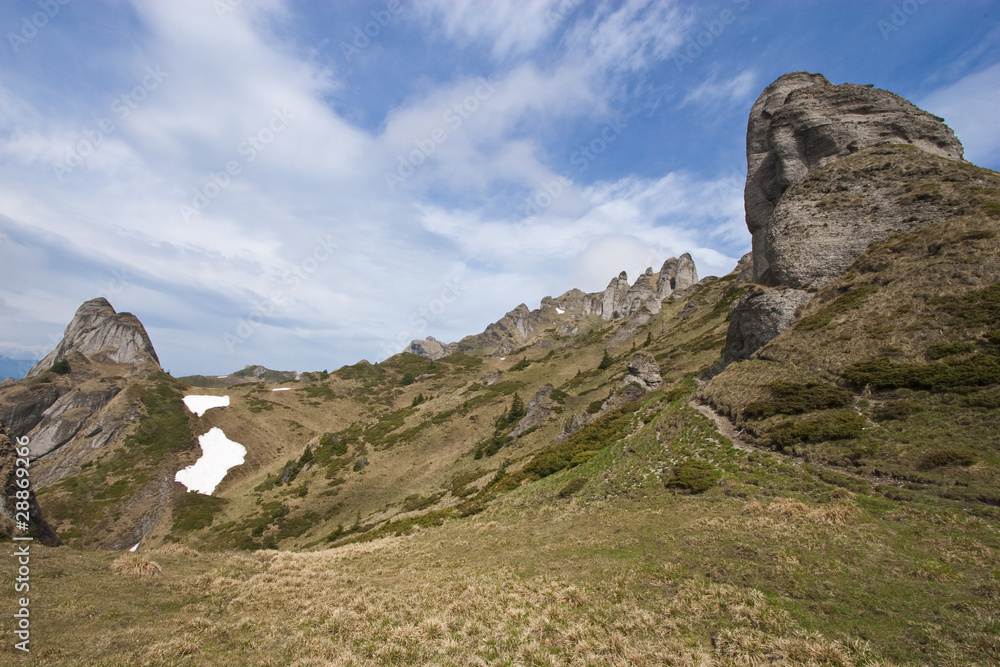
[621,351,663,391]
[511,384,554,438]
[724,287,813,362]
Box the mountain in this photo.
[406,253,698,359]
[10,72,1000,665]
[0,355,37,381]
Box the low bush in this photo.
[766,410,866,449]
[743,382,852,420]
[842,355,1000,391]
[668,459,720,494]
[917,448,977,471]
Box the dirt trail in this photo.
[686,391,905,488]
[687,400,756,454]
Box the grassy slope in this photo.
[6,396,999,665]
[701,146,1000,507]
[7,147,1000,663]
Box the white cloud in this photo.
[413,0,573,60]
[919,61,1000,168]
[682,69,758,107]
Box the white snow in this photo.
[129,542,139,552]
[555,308,565,314]
[174,427,247,495]
[271,387,291,391]
[183,394,230,416]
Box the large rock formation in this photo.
[28,298,160,376]
[726,72,965,362]
[407,255,699,359]
[745,72,963,285]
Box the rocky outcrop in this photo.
[23,384,123,458]
[407,256,699,359]
[28,298,160,377]
[622,352,662,391]
[404,336,449,360]
[745,72,963,285]
[0,422,60,546]
[618,268,660,317]
[724,72,966,361]
[511,384,554,438]
[724,287,813,362]
[658,253,698,298]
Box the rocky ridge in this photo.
[406,254,698,359]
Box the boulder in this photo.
[622,351,662,391]
[724,287,813,362]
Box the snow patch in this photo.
[174,427,247,495]
[271,387,291,391]
[129,542,139,552]
[183,394,230,416]
[555,308,565,314]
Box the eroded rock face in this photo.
[622,351,662,391]
[745,72,963,284]
[511,384,554,438]
[657,253,699,299]
[0,423,60,545]
[724,287,813,362]
[28,298,160,376]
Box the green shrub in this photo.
[842,355,1000,391]
[172,493,227,531]
[598,350,613,370]
[871,400,925,421]
[509,357,531,372]
[743,382,852,420]
[523,406,632,479]
[669,459,720,494]
[937,281,1000,326]
[926,342,976,360]
[50,359,70,374]
[586,399,604,414]
[917,448,977,471]
[766,410,866,449]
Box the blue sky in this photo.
[0,0,998,376]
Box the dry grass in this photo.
[110,553,163,577]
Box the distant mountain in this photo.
[0,355,38,380]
